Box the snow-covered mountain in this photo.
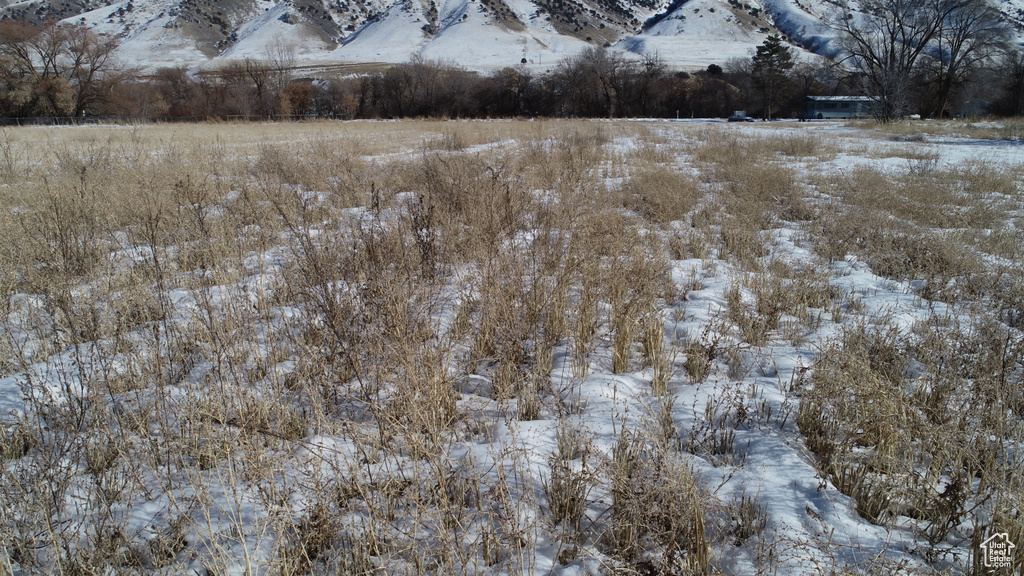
[1,0,1022,72]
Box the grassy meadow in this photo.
[0,119,1022,575]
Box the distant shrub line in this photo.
[4,18,1024,122]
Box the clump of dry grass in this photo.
[0,421,34,461]
[606,429,712,574]
[621,167,702,225]
[695,136,811,230]
[720,218,770,268]
[761,133,837,160]
[544,439,593,539]
[724,268,838,346]
[683,328,720,385]
[608,241,670,374]
[808,163,1006,301]
[279,501,341,574]
[798,316,1024,560]
[731,492,768,546]
[860,118,1024,142]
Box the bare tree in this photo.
[0,20,43,117]
[553,47,633,117]
[835,0,946,121]
[620,53,666,117]
[584,48,628,118]
[552,52,597,116]
[264,35,297,94]
[0,22,119,118]
[217,60,259,117]
[992,49,1024,116]
[153,66,202,116]
[487,66,533,116]
[924,0,1009,117]
[378,59,420,117]
[62,24,120,117]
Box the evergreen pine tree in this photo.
[751,34,794,120]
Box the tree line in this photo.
[1,2,1023,123]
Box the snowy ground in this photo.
[0,119,1022,575]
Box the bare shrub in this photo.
[799,315,1024,560]
[720,218,769,268]
[279,501,340,574]
[621,167,702,224]
[607,240,670,374]
[762,133,836,159]
[687,384,751,467]
[811,175,986,301]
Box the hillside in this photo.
[4,0,1020,72]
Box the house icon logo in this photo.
[980,532,1016,570]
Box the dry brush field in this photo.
[0,119,1022,575]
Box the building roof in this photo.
[807,96,876,102]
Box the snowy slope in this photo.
[620,0,778,68]
[329,1,436,62]
[409,0,594,69]
[2,0,1021,72]
[759,0,836,54]
[69,0,213,70]
[219,3,336,62]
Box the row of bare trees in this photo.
[1,13,1022,121]
[105,51,766,120]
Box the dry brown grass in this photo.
[0,119,701,574]
[856,117,1024,141]
[805,160,1022,302]
[798,316,1024,560]
[0,119,1020,575]
[606,429,711,573]
[621,166,701,225]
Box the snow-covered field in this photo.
[0,119,1022,575]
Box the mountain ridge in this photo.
[2,0,1021,73]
